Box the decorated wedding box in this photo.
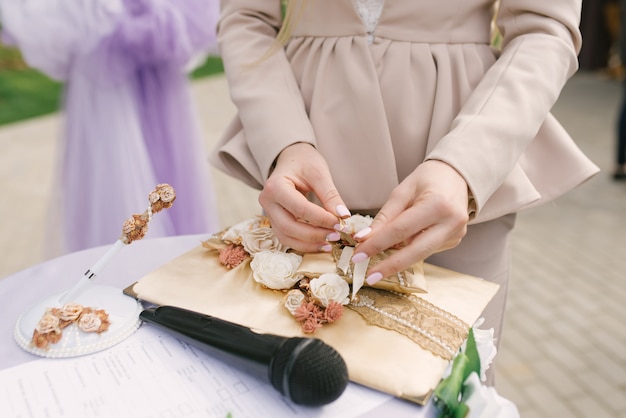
[125,215,498,404]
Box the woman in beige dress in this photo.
[211,0,598,360]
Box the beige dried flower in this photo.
[78,308,110,333]
[150,184,176,213]
[121,214,149,243]
[35,312,61,334]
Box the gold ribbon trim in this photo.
[348,288,469,360]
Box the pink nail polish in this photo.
[336,204,351,218]
[351,252,368,263]
[353,227,372,239]
[366,272,383,285]
[326,232,340,241]
[320,244,333,253]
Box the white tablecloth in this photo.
[0,234,435,417]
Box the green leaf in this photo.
[453,403,469,418]
[434,353,468,413]
[463,328,481,383]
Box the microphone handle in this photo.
[140,306,286,365]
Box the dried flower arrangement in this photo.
[121,183,176,244]
[202,215,379,333]
[32,303,111,349]
[30,184,175,350]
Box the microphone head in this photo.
[269,337,349,406]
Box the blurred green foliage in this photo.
[0,43,224,126]
[190,56,224,79]
[0,45,63,125]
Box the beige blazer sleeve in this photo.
[213,0,316,187]
[426,0,586,213]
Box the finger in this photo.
[363,228,439,284]
[366,185,415,233]
[353,205,434,258]
[262,201,336,252]
[272,227,335,253]
[272,142,349,224]
[262,176,339,229]
[302,166,351,221]
[365,222,467,285]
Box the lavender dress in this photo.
[0,0,220,254]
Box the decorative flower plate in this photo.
[14,284,143,358]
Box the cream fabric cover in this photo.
[128,245,498,403]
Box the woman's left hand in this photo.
[350,160,471,285]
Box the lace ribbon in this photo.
[333,243,410,296]
[349,288,469,360]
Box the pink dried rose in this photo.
[310,303,324,321]
[323,301,344,323]
[294,302,312,322]
[218,244,249,269]
[294,301,322,322]
[301,317,322,334]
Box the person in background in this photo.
[211,0,599,383]
[614,0,626,180]
[0,0,220,255]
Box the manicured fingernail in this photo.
[366,272,383,285]
[319,244,333,252]
[334,224,350,233]
[326,232,340,241]
[351,252,368,263]
[336,204,351,218]
[353,227,372,239]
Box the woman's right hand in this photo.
[259,142,350,253]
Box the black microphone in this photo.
[139,305,349,406]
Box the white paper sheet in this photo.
[0,326,395,417]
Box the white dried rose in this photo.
[242,227,285,254]
[343,214,373,235]
[284,289,306,315]
[466,319,498,382]
[221,218,258,243]
[78,312,102,333]
[35,312,61,334]
[250,250,302,289]
[58,303,84,321]
[463,373,520,418]
[309,273,350,307]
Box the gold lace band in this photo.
[349,288,469,360]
